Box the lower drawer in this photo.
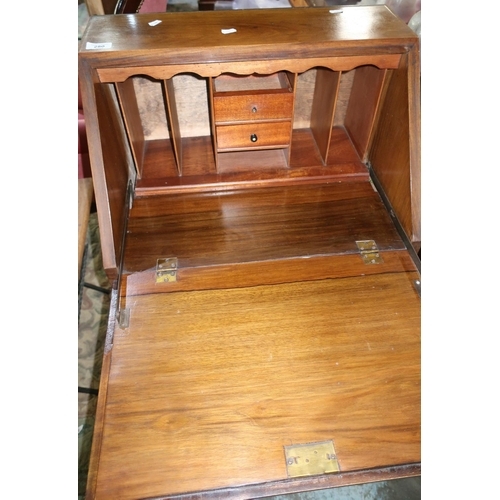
[216,121,292,151]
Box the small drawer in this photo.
[213,92,294,123]
[216,121,292,151]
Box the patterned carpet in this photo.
[78,212,110,498]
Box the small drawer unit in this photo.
[210,72,296,168]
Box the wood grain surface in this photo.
[310,68,340,163]
[79,7,417,68]
[344,65,387,162]
[80,10,421,497]
[135,127,368,193]
[94,271,420,499]
[116,78,146,178]
[369,48,421,245]
[122,181,404,274]
[79,7,419,278]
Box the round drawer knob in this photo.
[252,106,257,113]
[250,134,258,143]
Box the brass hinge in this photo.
[117,308,130,329]
[356,240,384,264]
[156,257,178,283]
[284,440,340,478]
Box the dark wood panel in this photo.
[369,64,411,239]
[80,78,131,279]
[95,84,131,280]
[116,78,146,178]
[344,65,387,161]
[216,148,289,173]
[132,180,377,218]
[310,68,340,163]
[141,137,214,180]
[407,43,421,244]
[302,126,362,168]
[94,272,420,499]
[333,69,354,126]
[163,78,183,175]
[369,46,420,245]
[79,7,417,66]
[123,182,404,273]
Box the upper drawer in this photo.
[213,92,294,123]
[212,73,294,123]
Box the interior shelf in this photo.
[111,66,386,195]
[135,127,369,194]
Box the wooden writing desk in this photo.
[79,6,420,498]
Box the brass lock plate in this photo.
[284,440,340,478]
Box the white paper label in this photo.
[149,20,162,26]
[85,42,112,50]
[221,28,237,35]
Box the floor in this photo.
[78,2,420,498]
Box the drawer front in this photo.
[216,121,292,150]
[213,93,294,123]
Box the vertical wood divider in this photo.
[163,78,183,176]
[285,71,298,168]
[115,79,145,179]
[344,66,387,162]
[310,68,341,165]
[207,76,219,172]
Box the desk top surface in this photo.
[79,6,418,65]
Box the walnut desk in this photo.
[79,6,421,499]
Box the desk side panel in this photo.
[79,59,134,279]
[368,43,421,246]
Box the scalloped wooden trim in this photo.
[96,54,402,83]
